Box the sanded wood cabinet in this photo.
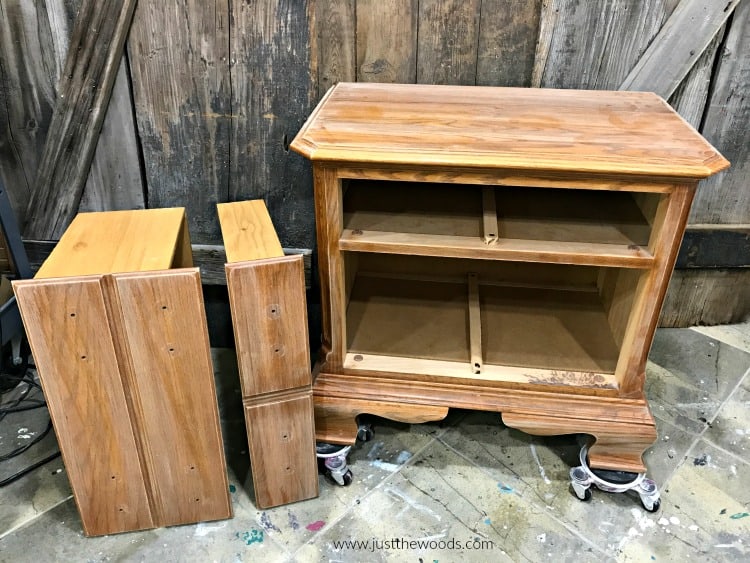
[291,83,729,474]
[218,200,318,508]
[13,208,232,536]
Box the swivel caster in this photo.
[570,443,661,512]
[357,423,374,442]
[316,442,353,486]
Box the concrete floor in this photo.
[0,324,748,562]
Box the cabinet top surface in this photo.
[291,83,729,179]
[35,208,186,279]
[217,200,284,263]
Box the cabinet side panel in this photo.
[113,270,231,526]
[226,255,310,396]
[244,393,318,508]
[12,278,154,536]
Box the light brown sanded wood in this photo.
[113,269,232,526]
[225,255,310,396]
[482,187,498,243]
[35,208,187,279]
[12,277,154,536]
[217,200,284,263]
[468,273,482,373]
[244,393,318,508]
[291,83,729,179]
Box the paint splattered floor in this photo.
[1,324,748,562]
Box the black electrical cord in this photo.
[0,364,62,487]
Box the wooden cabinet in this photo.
[218,200,318,508]
[13,209,232,536]
[291,83,729,474]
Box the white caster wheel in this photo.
[316,443,353,487]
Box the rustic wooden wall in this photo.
[0,0,747,326]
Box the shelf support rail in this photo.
[468,273,482,374]
[482,187,499,244]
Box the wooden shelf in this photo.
[342,181,656,268]
[345,273,621,386]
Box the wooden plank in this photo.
[482,187,499,244]
[217,201,284,263]
[668,24,726,129]
[23,0,138,239]
[356,0,418,82]
[127,0,231,244]
[316,0,356,99]
[690,0,750,225]
[343,354,618,390]
[78,57,145,213]
[244,393,318,508]
[537,0,671,89]
[416,0,480,85]
[229,0,316,249]
[468,273,482,374]
[660,268,750,327]
[291,83,729,179]
[340,229,655,269]
[12,277,154,536]
[113,269,232,526]
[676,226,750,268]
[35,208,186,279]
[476,0,541,86]
[620,0,741,98]
[225,255,310,396]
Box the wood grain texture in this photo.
[218,200,284,263]
[23,0,138,239]
[356,0,417,83]
[128,0,231,244]
[225,255,310,396]
[229,0,316,249]
[12,276,154,536]
[468,273,482,373]
[539,0,670,90]
[660,268,750,327]
[0,0,143,229]
[417,0,480,85]
[113,269,231,526]
[35,208,186,279]
[620,0,740,98]
[316,0,356,99]
[291,83,729,178]
[244,394,318,508]
[476,0,542,86]
[690,0,750,224]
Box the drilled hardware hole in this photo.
[70,313,76,317]
[80,355,87,360]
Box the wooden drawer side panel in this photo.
[113,269,232,526]
[226,255,311,396]
[13,278,154,536]
[244,393,318,508]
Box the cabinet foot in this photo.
[570,443,660,512]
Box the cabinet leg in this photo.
[502,410,656,474]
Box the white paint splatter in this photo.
[396,451,412,464]
[370,460,400,472]
[17,434,32,440]
[669,516,680,526]
[416,533,446,542]
[194,522,227,537]
[688,524,699,532]
[385,487,442,522]
[17,428,28,433]
[536,533,546,543]
[529,444,552,485]
[730,465,738,476]
[658,517,670,526]
[631,508,656,531]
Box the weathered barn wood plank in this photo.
[669,26,726,128]
[477,0,542,86]
[620,0,741,99]
[676,227,750,269]
[316,0,356,99]
[23,0,138,240]
[690,1,750,225]
[660,269,750,327]
[357,0,418,83]
[0,1,144,225]
[417,0,480,85]
[538,0,670,89]
[128,1,231,244]
[229,0,316,250]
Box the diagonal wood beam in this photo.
[620,0,742,98]
[24,0,138,240]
